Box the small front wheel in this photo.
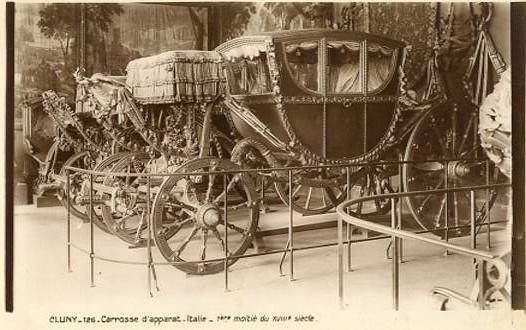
[152,158,259,275]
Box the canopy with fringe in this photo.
[126,50,226,104]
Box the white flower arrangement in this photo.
[478,68,511,178]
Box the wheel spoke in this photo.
[430,118,448,154]
[451,108,458,155]
[178,202,197,217]
[459,144,479,158]
[453,190,460,227]
[213,174,241,204]
[172,226,199,259]
[200,229,208,261]
[321,188,327,207]
[323,187,338,205]
[219,220,246,235]
[162,217,192,240]
[457,115,475,156]
[116,213,136,229]
[304,187,313,209]
[433,194,447,227]
[227,201,250,211]
[291,184,302,198]
[205,167,217,203]
[415,179,444,215]
[211,228,228,254]
[134,212,147,242]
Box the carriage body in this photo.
[216,29,405,164]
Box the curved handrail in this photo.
[335,182,511,309]
[336,183,509,263]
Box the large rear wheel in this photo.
[403,105,505,237]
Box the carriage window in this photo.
[225,46,271,95]
[327,41,361,94]
[284,42,318,92]
[367,43,397,93]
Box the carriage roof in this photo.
[126,50,222,71]
[215,29,406,53]
[125,50,224,104]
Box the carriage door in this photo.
[325,39,398,160]
[282,40,324,156]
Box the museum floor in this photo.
[10,203,513,329]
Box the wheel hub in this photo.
[196,203,221,228]
[448,161,471,179]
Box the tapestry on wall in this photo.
[368,2,438,89]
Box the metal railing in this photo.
[336,183,511,310]
[63,157,509,301]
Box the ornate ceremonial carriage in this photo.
[24,19,506,276]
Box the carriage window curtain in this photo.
[285,41,319,91]
[327,41,394,94]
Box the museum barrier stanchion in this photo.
[390,198,400,310]
[146,175,159,297]
[63,158,509,303]
[89,172,95,287]
[224,174,229,292]
[444,160,450,255]
[66,168,71,273]
[485,159,491,249]
[471,190,477,277]
[336,182,511,310]
[147,174,152,296]
[386,156,405,263]
[277,170,295,280]
[288,170,294,282]
[397,159,403,264]
[345,166,352,272]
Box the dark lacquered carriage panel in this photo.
[216,30,405,162]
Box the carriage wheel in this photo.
[100,152,152,245]
[346,165,397,218]
[59,152,132,233]
[58,151,96,222]
[403,104,502,237]
[273,163,347,216]
[152,158,259,275]
[75,152,132,234]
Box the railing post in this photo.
[146,174,152,297]
[477,259,486,310]
[485,160,491,248]
[397,157,404,263]
[89,172,95,287]
[470,190,477,250]
[288,170,294,282]
[66,168,71,272]
[338,210,344,308]
[260,175,267,214]
[470,190,478,280]
[443,160,450,256]
[224,174,230,292]
[391,197,399,310]
[346,166,352,272]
